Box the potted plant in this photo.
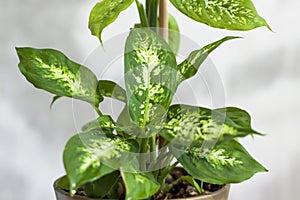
[16,0,270,199]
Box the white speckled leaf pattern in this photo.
[173,140,267,184]
[16,47,102,106]
[170,0,270,30]
[97,80,127,102]
[160,104,262,146]
[63,129,138,195]
[124,28,177,129]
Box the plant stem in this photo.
[149,135,156,162]
[157,0,168,156]
[200,181,204,194]
[157,161,178,185]
[93,105,103,116]
[145,0,150,16]
[140,138,149,171]
[147,0,159,27]
[163,176,182,192]
[159,0,169,41]
[135,0,149,27]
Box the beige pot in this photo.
[169,184,230,200]
[54,177,230,200]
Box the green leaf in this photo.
[16,47,103,106]
[124,28,177,129]
[215,107,264,137]
[177,36,240,84]
[63,129,138,195]
[98,80,127,103]
[50,95,61,109]
[135,0,149,27]
[174,140,267,184]
[121,171,160,200]
[82,115,120,133]
[82,113,142,138]
[160,105,262,145]
[83,171,120,198]
[181,176,202,194]
[164,175,202,194]
[117,105,143,137]
[89,0,135,44]
[54,175,70,190]
[170,0,270,31]
[168,14,180,55]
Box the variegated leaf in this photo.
[16,47,102,106]
[63,129,138,195]
[82,114,140,138]
[173,140,267,184]
[89,0,134,44]
[177,36,239,84]
[121,171,160,200]
[170,0,270,31]
[160,104,262,145]
[82,115,120,133]
[98,80,127,103]
[215,107,264,136]
[124,28,177,129]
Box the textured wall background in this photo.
[1,0,300,199]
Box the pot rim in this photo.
[169,184,230,200]
[54,177,230,200]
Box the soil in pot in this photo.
[54,167,229,200]
[154,167,227,199]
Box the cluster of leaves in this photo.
[16,0,270,199]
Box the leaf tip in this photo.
[15,47,24,56]
[50,96,61,109]
[266,24,274,32]
[99,38,104,47]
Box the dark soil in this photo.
[153,167,224,199]
[61,168,224,199]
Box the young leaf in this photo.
[121,171,160,200]
[168,14,180,54]
[170,0,270,31]
[173,140,267,184]
[177,36,240,84]
[163,175,202,194]
[180,176,202,194]
[160,104,262,145]
[16,47,103,106]
[63,129,138,195]
[98,80,127,103]
[135,0,149,27]
[124,28,177,129]
[89,0,135,44]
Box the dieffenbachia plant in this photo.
[16,0,270,199]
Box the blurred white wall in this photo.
[1,0,299,199]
